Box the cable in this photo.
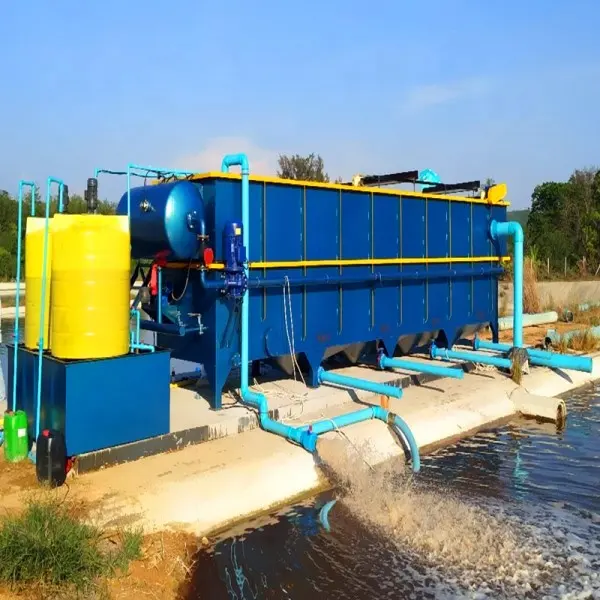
[282,276,306,386]
[170,259,192,302]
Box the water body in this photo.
[187,386,600,600]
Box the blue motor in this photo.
[222,222,246,297]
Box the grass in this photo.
[552,328,600,354]
[0,496,142,596]
[523,256,541,314]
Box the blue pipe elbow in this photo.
[490,220,524,348]
[222,153,249,174]
[491,220,523,243]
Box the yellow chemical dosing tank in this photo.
[50,214,131,360]
[24,217,53,350]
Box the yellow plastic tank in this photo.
[50,214,131,360]
[24,217,53,350]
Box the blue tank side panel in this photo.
[426,198,450,331]
[450,202,473,326]
[305,187,340,361]
[401,196,426,330]
[373,192,400,340]
[341,190,372,341]
[472,204,492,322]
[261,183,304,359]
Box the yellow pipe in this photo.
[167,255,511,270]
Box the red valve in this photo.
[203,247,215,267]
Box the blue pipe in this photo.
[32,177,64,461]
[221,152,420,473]
[12,180,36,412]
[139,320,199,337]
[378,353,464,380]
[157,267,163,323]
[198,266,505,292]
[221,153,257,411]
[473,337,593,373]
[299,404,421,471]
[125,164,197,218]
[130,309,155,353]
[490,220,523,347]
[247,266,505,289]
[317,367,402,399]
[319,499,337,532]
[431,343,512,369]
[199,270,226,290]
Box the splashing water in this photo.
[316,436,600,599]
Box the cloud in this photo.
[400,78,491,113]
[174,136,279,175]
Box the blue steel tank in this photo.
[116,180,206,260]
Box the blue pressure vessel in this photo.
[116,180,206,260]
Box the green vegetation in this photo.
[277,153,332,182]
[0,190,114,280]
[525,166,600,277]
[0,497,141,595]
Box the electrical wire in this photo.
[170,259,192,302]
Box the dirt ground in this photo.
[1,309,598,599]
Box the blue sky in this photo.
[1,0,599,208]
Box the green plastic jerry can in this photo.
[3,410,29,462]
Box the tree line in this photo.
[525,166,600,277]
[0,157,597,281]
[0,189,114,280]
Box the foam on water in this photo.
[317,436,600,599]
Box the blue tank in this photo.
[116,180,206,260]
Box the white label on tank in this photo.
[17,428,26,438]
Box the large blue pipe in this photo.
[297,404,421,472]
[12,180,36,411]
[317,367,403,399]
[473,337,593,373]
[220,153,420,473]
[378,353,464,380]
[490,220,523,347]
[246,266,505,289]
[431,343,512,369]
[200,267,504,291]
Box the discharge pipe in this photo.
[490,220,523,347]
[12,180,36,412]
[221,153,420,472]
[378,351,464,380]
[430,342,512,370]
[474,336,593,373]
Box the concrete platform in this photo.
[74,353,468,472]
[43,350,599,538]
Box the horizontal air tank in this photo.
[116,180,206,260]
[24,217,53,350]
[50,214,131,359]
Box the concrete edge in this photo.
[75,364,480,474]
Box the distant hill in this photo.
[508,209,529,228]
